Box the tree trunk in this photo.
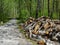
[50,0,55,19]
[56,0,59,19]
[42,0,44,16]
[18,0,21,19]
[0,0,4,21]
[48,0,50,17]
[35,0,41,19]
[30,0,32,17]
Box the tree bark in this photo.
[50,0,55,19]
[35,0,41,19]
[0,0,4,21]
[18,0,21,19]
[56,0,59,19]
[30,0,32,17]
[48,0,50,17]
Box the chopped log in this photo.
[56,25,60,31]
[44,22,51,30]
[37,40,46,45]
[25,17,35,26]
[21,16,60,43]
[32,21,41,35]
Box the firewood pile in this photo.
[20,16,60,45]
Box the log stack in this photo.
[20,16,60,45]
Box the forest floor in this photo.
[0,19,35,45]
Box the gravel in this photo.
[0,19,33,45]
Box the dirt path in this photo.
[0,19,33,45]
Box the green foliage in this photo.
[0,0,60,23]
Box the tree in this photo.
[48,0,50,17]
[18,0,21,19]
[42,0,44,16]
[0,0,4,21]
[30,0,32,17]
[0,0,9,22]
[56,0,59,19]
[50,0,55,19]
[35,0,41,18]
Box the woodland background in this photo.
[0,0,60,23]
